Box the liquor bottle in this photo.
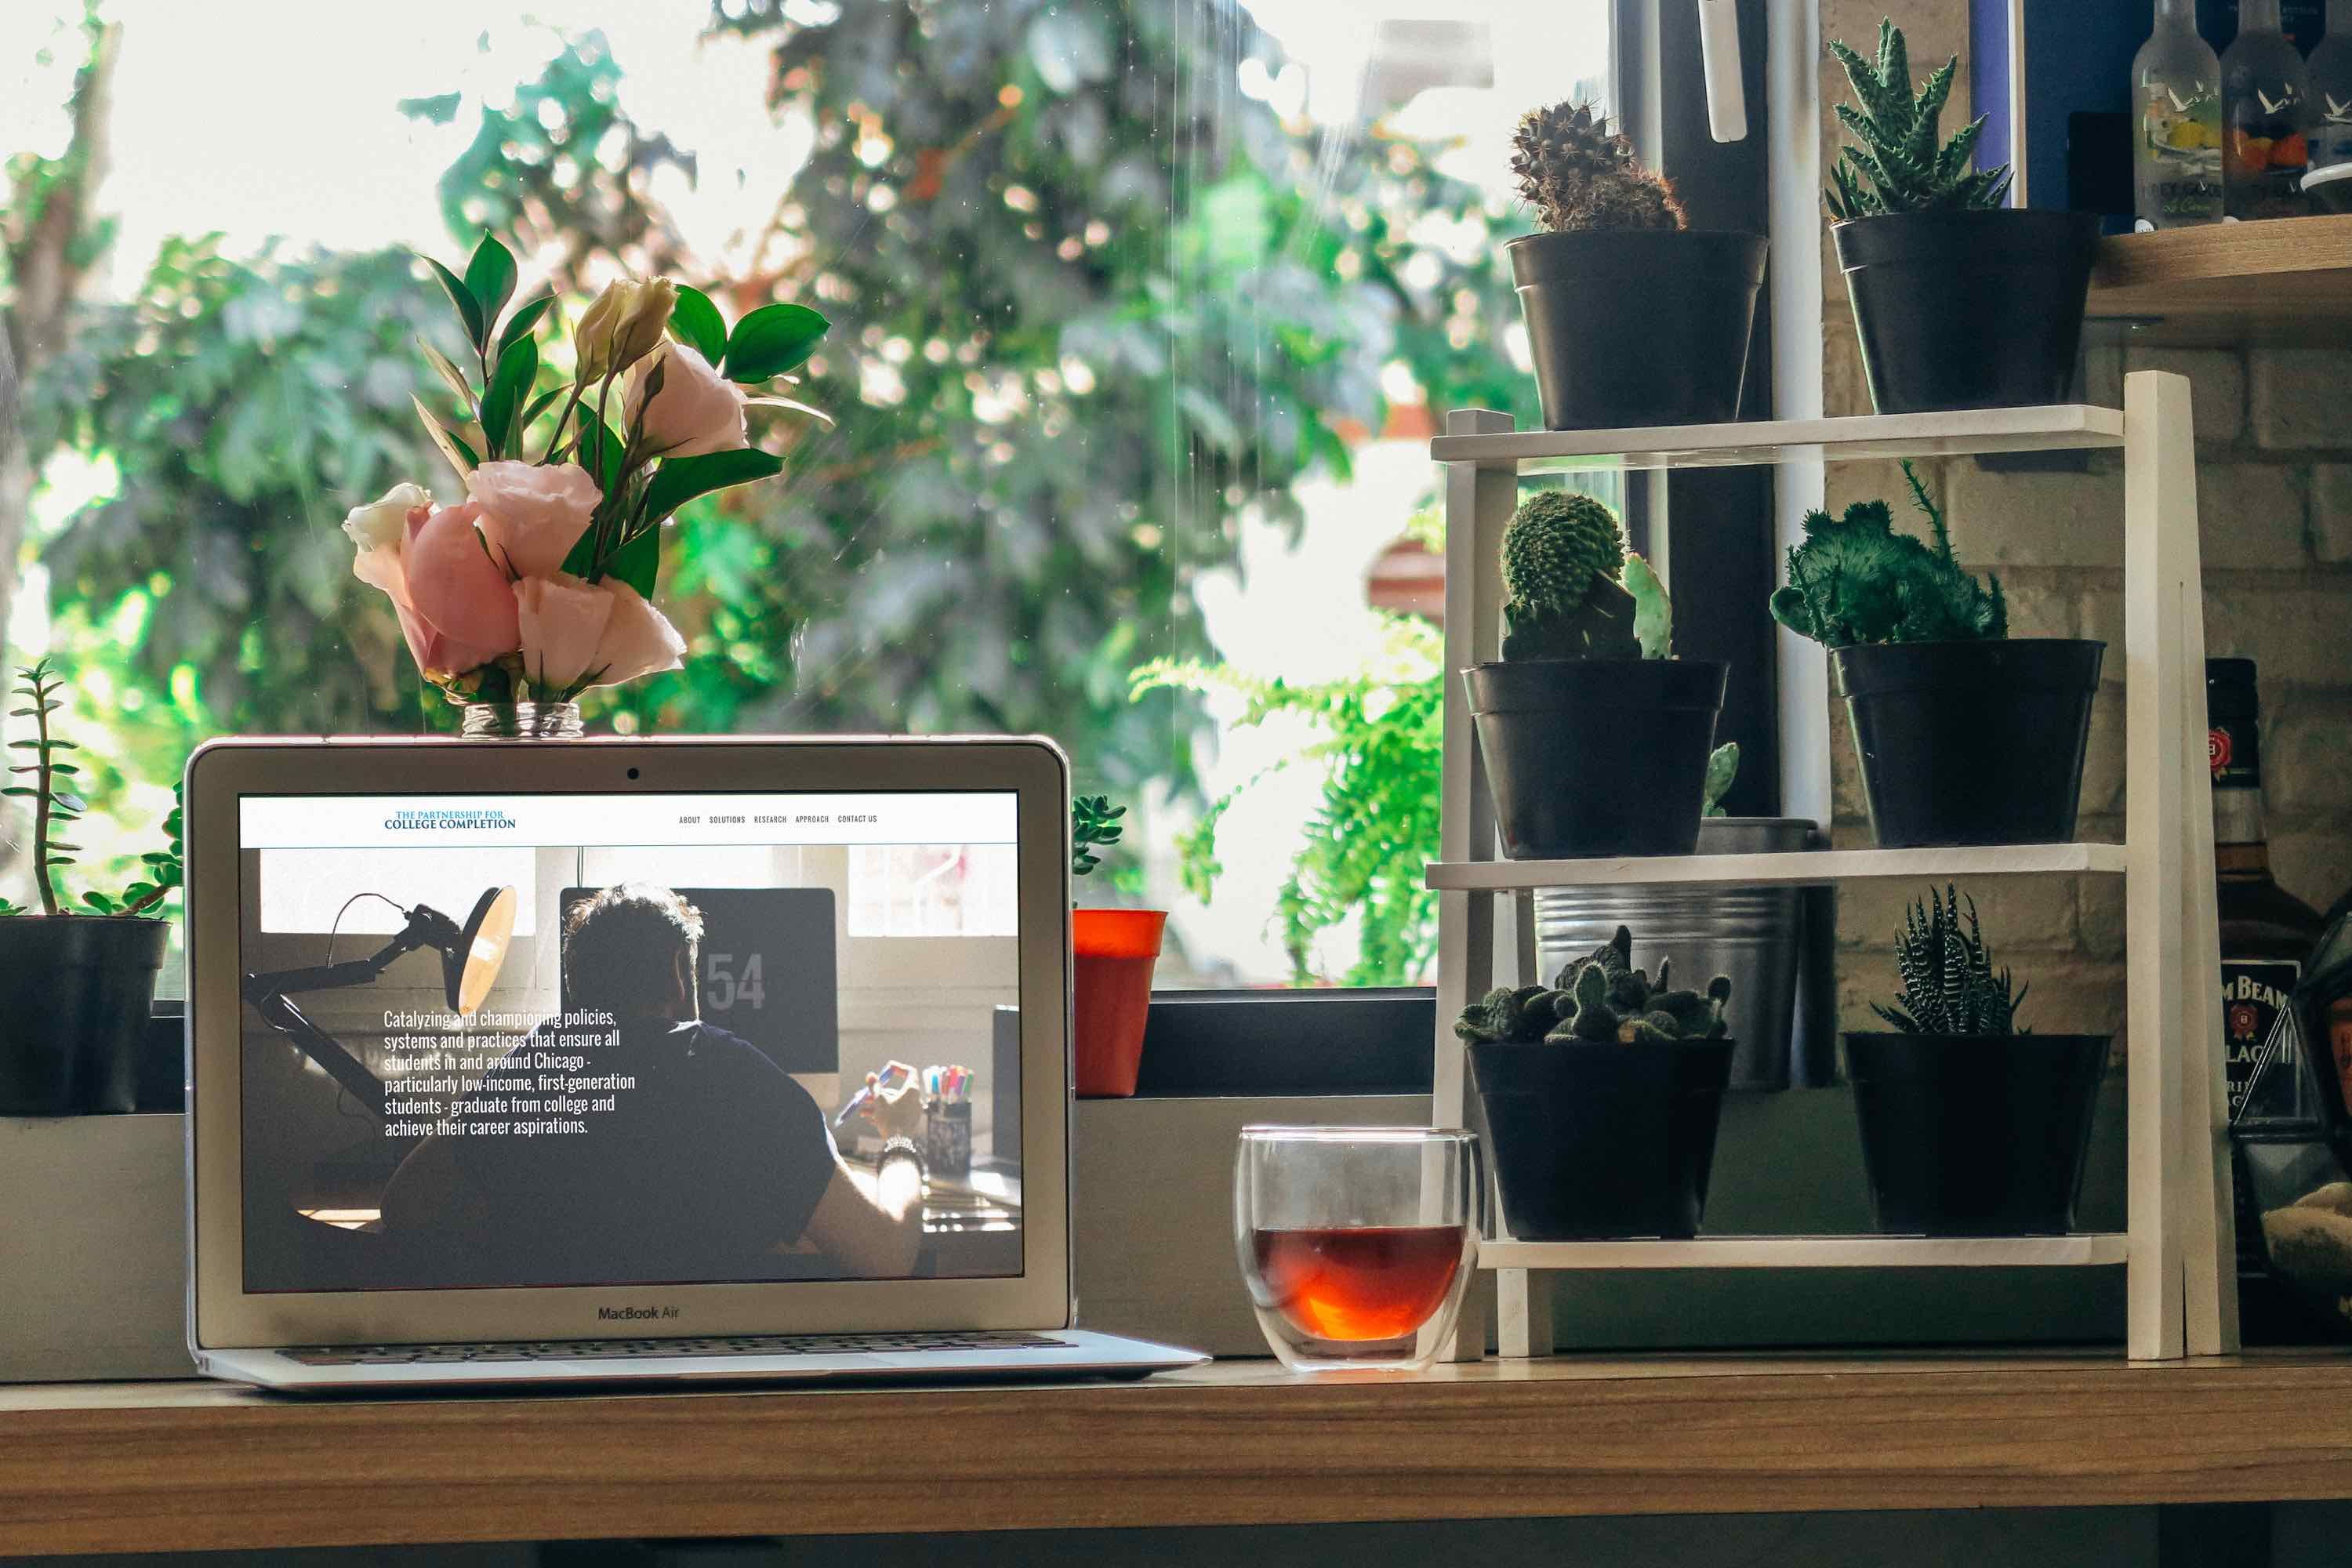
[2138,0,2229,227]
[2211,659,2332,1341]
[2307,0,2352,174]
[2223,0,2315,217]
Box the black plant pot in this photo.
[1832,209,2100,415]
[1465,658,1728,859]
[1846,1032,2110,1236]
[0,916,169,1115]
[1834,639,2103,848]
[1471,1037,1735,1240]
[1508,230,1769,430]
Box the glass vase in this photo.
[456,701,584,740]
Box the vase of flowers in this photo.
[347,234,831,728]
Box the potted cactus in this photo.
[1505,100,1768,430]
[0,659,182,1115]
[1771,462,2103,848]
[1465,490,1730,858]
[1069,794,1166,1098]
[1457,925,1734,1240]
[1848,887,2109,1236]
[1826,19,2100,413]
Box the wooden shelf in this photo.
[1425,404,2122,473]
[1482,1235,2128,1271]
[2088,213,2352,345]
[11,1355,2352,1553]
[1424,840,2128,893]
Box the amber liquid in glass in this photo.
[1248,1225,1465,1342]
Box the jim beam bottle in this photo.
[2211,658,2330,1340]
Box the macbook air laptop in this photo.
[183,735,1203,1391]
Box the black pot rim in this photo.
[1470,1035,1737,1054]
[1844,1030,2114,1048]
[1828,208,2103,234]
[1506,227,1765,252]
[1827,637,2107,655]
[1465,656,1730,715]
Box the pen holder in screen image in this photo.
[1234,1126,1482,1374]
[925,1102,973,1178]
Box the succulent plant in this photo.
[1871,885,2029,1037]
[1825,19,2013,220]
[1453,925,1731,1047]
[1701,740,1740,818]
[1501,491,1670,661]
[1072,793,1124,880]
[1768,460,2006,648]
[0,659,183,920]
[1511,100,1686,234]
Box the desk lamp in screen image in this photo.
[242,887,518,1120]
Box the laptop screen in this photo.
[233,789,1023,1293]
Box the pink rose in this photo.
[587,579,687,688]
[468,460,601,579]
[623,341,748,459]
[401,503,521,676]
[514,572,615,693]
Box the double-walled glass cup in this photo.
[1233,1126,1481,1373]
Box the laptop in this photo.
[183,734,1204,1392]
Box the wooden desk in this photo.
[8,1352,2352,1557]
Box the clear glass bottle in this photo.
[2223,0,2315,216]
[2307,0,2352,174]
[2137,0,2228,227]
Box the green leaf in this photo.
[720,303,829,383]
[1624,551,1672,659]
[519,386,564,434]
[421,255,484,350]
[641,448,784,525]
[464,234,519,332]
[477,335,539,460]
[498,293,554,357]
[0,786,37,797]
[604,524,661,599]
[45,762,78,775]
[82,891,116,913]
[413,394,481,477]
[418,337,476,406]
[577,414,626,492]
[669,286,728,365]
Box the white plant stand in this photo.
[1428,372,2232,1363]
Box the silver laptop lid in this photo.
[184,735,1072,1350]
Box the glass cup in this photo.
[1233,1126,1482,1373]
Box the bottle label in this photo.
[2224,958,2310,1127]
[2211,714,2261,789]
[2142,81,2226,221]
[2226,78,2310,215]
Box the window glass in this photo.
[1,1,1610,991]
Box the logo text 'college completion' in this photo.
[385,808,517,831]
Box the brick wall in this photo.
[1811,2,2352,1047]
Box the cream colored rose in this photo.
[514,572,616,693]
[575,277,677,381]
[467,460,601,579]
[624,341,748,460]
[587,579,688,688]
[343,481,433,554]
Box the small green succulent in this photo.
[1501,491,1670,662]
[1769,461,2006,648]
[1871,885,2029,1037]
[1071,793,1125,880]
[1454,925,1731,1046]
[1825,18,2013,220]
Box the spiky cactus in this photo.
[1825,19,2013,220]
[1769,460,2006,648]
[1512,100,1686,234]
[1453,926,1731,1047]
[1871,885,2029,1037]
[1500,492,1671,661]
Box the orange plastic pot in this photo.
[1071,908,1167,1098]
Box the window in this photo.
[1,1,1622,993]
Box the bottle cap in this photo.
[2207,658,2262,788]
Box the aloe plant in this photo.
[1825,19,2013,220]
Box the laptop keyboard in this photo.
[286,1330,1074,1366]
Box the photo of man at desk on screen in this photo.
[234,791,1025,1294]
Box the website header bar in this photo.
[239,792,1020,851]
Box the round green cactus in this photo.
[1502,491,1624,618]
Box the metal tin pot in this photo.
[1534,816,1819,1093]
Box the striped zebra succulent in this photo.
[1871,884,2029,1037]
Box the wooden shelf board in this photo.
[13,1354,2352,1554]
[1425,404,2122,472]
[1482,1234,2129,1271]
[1425,841,2128,893]
[2087,213,2352,343]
